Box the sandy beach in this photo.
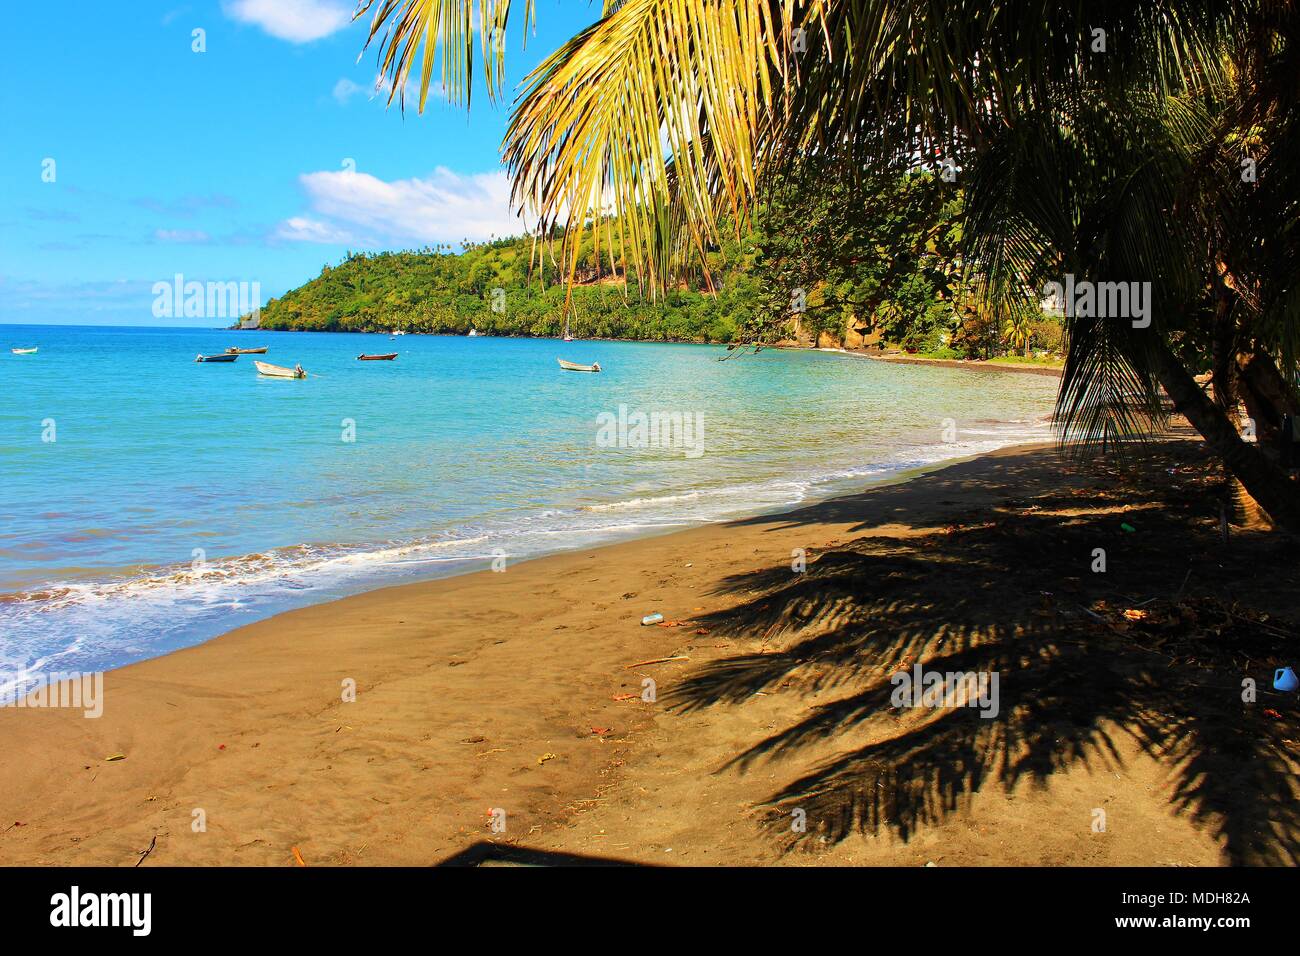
[2,438,1296,867]
[811,346,1065,378]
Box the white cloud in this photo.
[332,73,446,107]
[274,216,355,244]
[332,78,364,105]
[275,168,526,246]
[223,0,353,43]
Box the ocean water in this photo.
[0,325,1058,686]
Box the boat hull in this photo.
[357,353,398,361]
[255,360,306,378]
[196,353,239,363]
[557,358,601,372]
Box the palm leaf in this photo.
[504,0,829,292]
[357,0,537,110]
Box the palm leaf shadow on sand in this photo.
[667,444,1300,865]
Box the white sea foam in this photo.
[0,419,1052,682]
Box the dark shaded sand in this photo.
[2,438,1297,866]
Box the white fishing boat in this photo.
[557,358,601,373]
[255,360,306,379]
[11,347,38,355]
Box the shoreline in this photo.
[2,427,1055,685]
[231,326,1065,377]
[811,345,1064,377]
[3,436,1287,866]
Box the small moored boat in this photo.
[225,346,268,354]
[255,360,306,379]
[196,353,238,363]
[357,353,397,361]
[558,358,601,373]
[11,347,38,355]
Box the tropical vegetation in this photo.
[250,237,751,342]
[351,0,1300,531]
[253,176,1064,356]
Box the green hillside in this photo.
[247,234,756,343]
[242,172,1062,359]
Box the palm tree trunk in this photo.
[1228,473,1270,528]
[1209,282,1237,413]
[1202,286,1267,525]
[1239,347,1300,442]
[1152,340,1300,534]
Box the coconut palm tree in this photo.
[1002,313,1032,358]
[355,0,1300,529]
[953,5,1300,526]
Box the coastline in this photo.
[0,325,1059,686]
[3,436,1288,866]
[234,326,1065,378]
[811,345,1064,377]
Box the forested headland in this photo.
[245,171,1063,362]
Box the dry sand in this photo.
[2,441,1296,866]
[811,346,1064,377]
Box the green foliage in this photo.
[746,165,965,353]
[739,162,1064,359]
[249,235,749,343]
[245,177,1060,357]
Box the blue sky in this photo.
[0,0,598,325]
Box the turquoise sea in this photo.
[0,325,1058,688]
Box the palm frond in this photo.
[504,0,826,292]
[357,0,1248,291]
[357,0,537,110]
[958,93,1213,452]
